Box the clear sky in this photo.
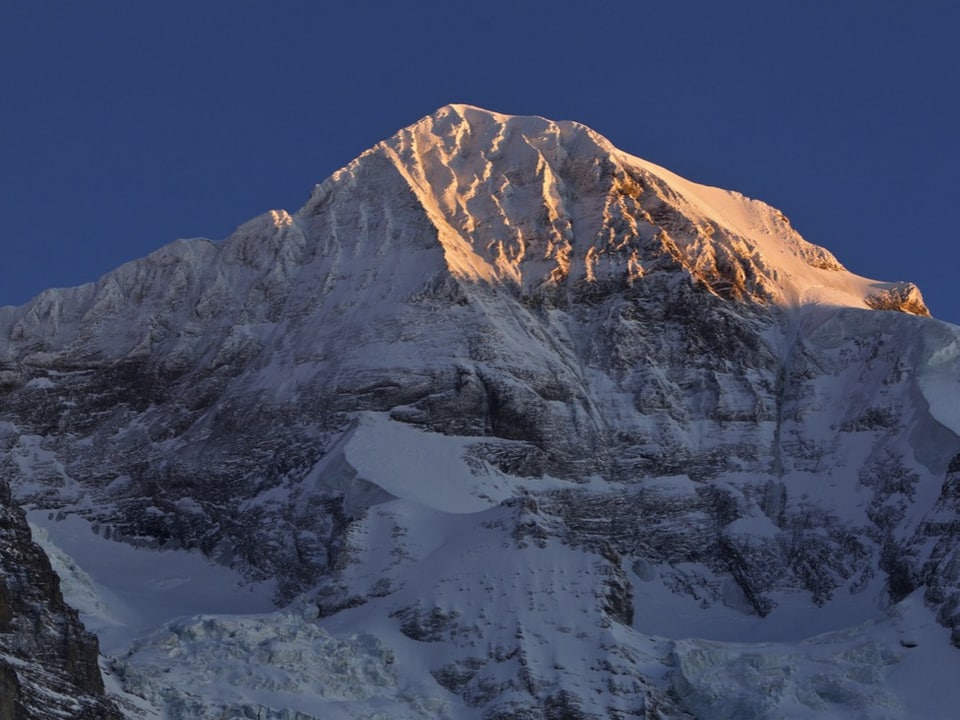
[2,1,958,324]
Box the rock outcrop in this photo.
[0,479,121,719]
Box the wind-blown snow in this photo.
[338,412,518,513]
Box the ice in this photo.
[110,610,427,720]
[669,592,960,720]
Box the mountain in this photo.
[2,104,960,718]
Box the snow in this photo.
[916,324,960,435]
[667,591,960,720]
[625,151,901,313]
[349,103,930,318]
[0,104,957,719]
[24,376,55,390]
[111,610,424,720]
[28,512,276,654]
[338,412,517,513]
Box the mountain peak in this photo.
[300,104,929,317]
[1,105,957,719]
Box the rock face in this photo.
[0,104,958,718]
[0,479,121,719]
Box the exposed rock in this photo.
[0,479,121,719]
[0,104,957,717]
[865,281,930,316]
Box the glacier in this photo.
[0,104,959,718]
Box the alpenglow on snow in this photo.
[1,104,960,719]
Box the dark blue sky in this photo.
[2,2,958,324]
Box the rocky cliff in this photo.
[0,105,958,718]
[0,479,121,719]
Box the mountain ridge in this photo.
[0,105,930,333]
[0,105,958,719]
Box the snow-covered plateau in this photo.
[2,104,960,718]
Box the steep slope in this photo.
[0,479,122,719]
[0,104,958,718]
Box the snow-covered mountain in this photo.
[2,104,960,718]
